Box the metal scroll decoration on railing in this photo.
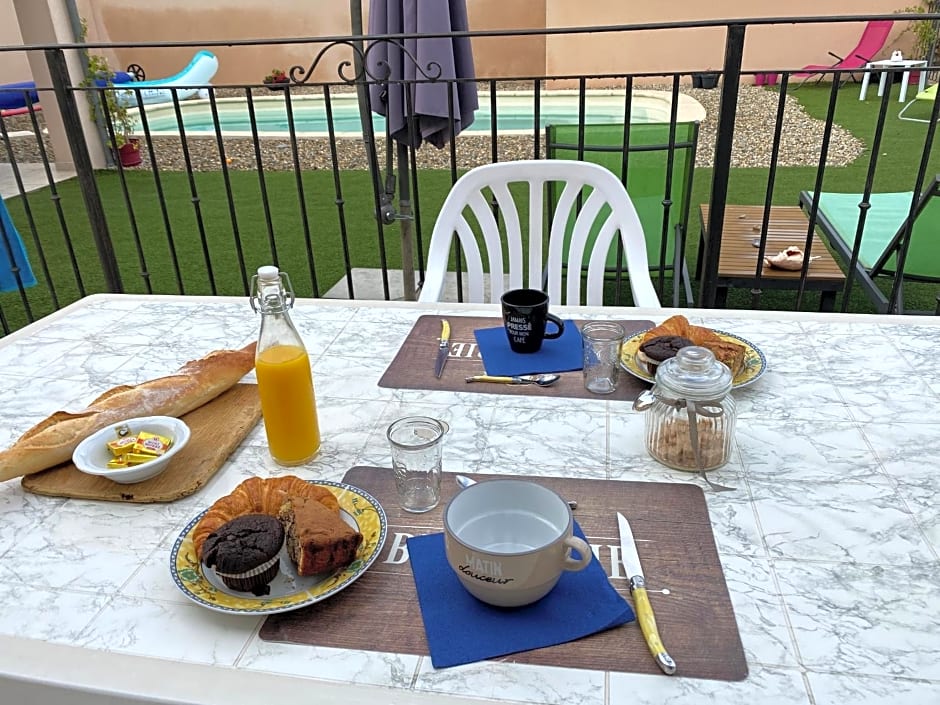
[281,38,448,233]
[283,38,444,87]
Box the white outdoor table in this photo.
[0,294,938,705]
[859,58,929,102]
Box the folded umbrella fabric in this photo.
[408,522,635,668]
[474,320,583,377]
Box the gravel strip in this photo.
[1,83,864,172]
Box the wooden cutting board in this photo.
[21,383,261,503]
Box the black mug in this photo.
[501,289,565,354]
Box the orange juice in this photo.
[256,344,321,465]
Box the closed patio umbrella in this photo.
[367,0,478,149]
[353,0,478,299]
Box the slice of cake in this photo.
[278,496,363,576]
[700,339,746,378]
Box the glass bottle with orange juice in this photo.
[250,266,321,465]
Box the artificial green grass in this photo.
[1,169,454,331]
[687,79,940,313]
[2,80,938,335]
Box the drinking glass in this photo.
[387,416,446,513]
[581,321,625,394]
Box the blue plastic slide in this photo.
[0,198,37,293]
[116,51,219,107]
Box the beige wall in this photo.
[0,0,30,85]
[0,0,922,88]
[73,0,549,85]
[544,0,913,80]
[76,0,357,85]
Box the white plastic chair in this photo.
[417,160,661,307]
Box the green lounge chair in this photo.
[798,176,940,314]
[898,83,938,123]
[545,121,698,307]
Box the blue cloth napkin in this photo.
[408,522,635,668]
[0,198,36,293]
[474,320,583,376]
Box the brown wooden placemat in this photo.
[379,315,654,401]
[260,467,748,681]
[22,383,262,503]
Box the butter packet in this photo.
[124,453,158,466]
[107,435,138,458]
[134,431,173,457]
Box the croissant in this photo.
[641,315,722,346]
[641,315,746,378]
[192,476,340,560]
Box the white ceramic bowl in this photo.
[443,479,592,607]
[72,416,191,484]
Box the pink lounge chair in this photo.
[794,20,894,86]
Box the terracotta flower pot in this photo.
[117,139,142,167]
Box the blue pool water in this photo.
[139,93,671,135]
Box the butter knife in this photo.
[434,319,451,378]
[617,511,676,675]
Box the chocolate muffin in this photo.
[202,513,285,596]
[637,335,695,376]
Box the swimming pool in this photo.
[134,90,705,137]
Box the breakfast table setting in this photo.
[0,291,938,705]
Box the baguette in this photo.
[0,342,257,482]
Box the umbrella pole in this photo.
[351,0,394,300]
[396,140,416,301]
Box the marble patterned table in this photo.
[0,294,937,705]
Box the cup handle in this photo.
[561,535,592,572]
[543,313,565,340]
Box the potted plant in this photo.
[899,2,939,62]
[888,3,939,90]
[78,21,140,167]
[263,68,290,91]
[691,69,720,89]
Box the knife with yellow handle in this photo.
[434,319,451,378]
[617,511,676,675]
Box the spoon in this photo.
[465,373,561,386]
[455,474,577,510]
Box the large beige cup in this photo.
[443,479,592,607]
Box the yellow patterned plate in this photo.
[619,328,767,389]
[170,481,387,615]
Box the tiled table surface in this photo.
[0,294,938,705]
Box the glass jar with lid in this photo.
[633,346,736,472]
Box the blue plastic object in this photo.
[0,81,40,111]
[0,198,37,293]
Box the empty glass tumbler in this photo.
[581,321,626,394]
[387,416,447,513]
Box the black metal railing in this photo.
[1,13,939,339]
